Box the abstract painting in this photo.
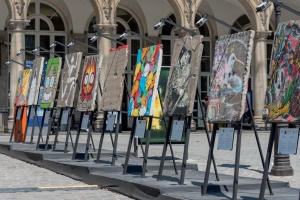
[15,69,31,106]
[128,44,163,117]
[40,57,62,109]
[207,30,255,123]
[265,20,300,122]
[57,52,83,108]
[27,57,45,106]
[101,45,129,111]
[76,55,103,112]
[163,35,203,116]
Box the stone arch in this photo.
[89,0,120,24]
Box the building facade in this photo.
[0,0,299,131]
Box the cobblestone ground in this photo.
[0,153,132,200]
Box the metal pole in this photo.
[30,105,38,144]
[36,109,46,149]
[84,114,93,161]
[259,123,277,199]
[112,111,121,165]
[142,117,153,178]
[9,107,18,142]
[16,107,25,143]
[23,105,32,142]
[64,108,73,153]
[96,111,108,163]
[123,117,137,174]
[44,109,54,150]
[72,112,84,160]
[52,108,63,151]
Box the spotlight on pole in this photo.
[5,61,10,65]
[49,42,57,49]
[16,50,23,56]
[195,16,208,28]
[256,1,271,12]
[67,41,75,48]
[90,35,98,43]
[154,20,165,30]
[119,31,129,41]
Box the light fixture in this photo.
[32,47,40,52]
[154,18,196,36]
[90,35,98,43]
[33,46,60,57]
[49,42,57,49]
[256,0,300,16]
[5,61,10,65]
[90,32,125,46]
[69,39,99,53]
[16,49,42,57]
[256,1,271,12]
[67,41,75,48]
[5,59,25,66]
[16,50,23,56]
[119,30,156,44]
[50,41,79,52]
[195,14,241,33]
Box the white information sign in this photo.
[61,110,69,125]
[135,120,146,138]
[217,128,235,151]
[16,109,22,120]
[171,120,184,141]
[29,108,35,119]
[106,114,116,131]
[44,111,51,124]
[81,114,89,130]
[278,128,299,155]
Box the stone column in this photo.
[93,24,116,132]
[7,20,29,131]
[253,31,270,127]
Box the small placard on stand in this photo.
[278,128,299,155]
[106,114,116,131]
[217,128,235,151]
[16,109,22,120]
[171,120,184,141]
[44,111,51,124]
[29,108,35,119]
[81,114,89,130]
[61,110,69,125]
[135,120,146,138]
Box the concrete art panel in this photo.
[207,30,255,123]
[101,45,129,111]
[40,57,62,109]
[57,52,83,108]
[128,44,163,117]
[76,55,103,112]
[265,20,300,122]
[27,57,44,106]
[15,69,31,106]
[163,35,203,116]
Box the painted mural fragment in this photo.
[265,20,300,122]
[207,30,255,123]
[27,57,44,106]
[101,45,129,111]
[15,69,31,106]
[163,35,203,116]
[40,57,62,109]
[57,52,83,108]
[128,44,163,117]
[76,55,103,112]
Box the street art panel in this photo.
[27,57,45,106]
[101,45,129,111]
[163,35,203,116]
[40,57,62,109]
[128,44,163,117]
[57,52,83,108]
[265,20,300,122]
[76,55,103,112]
[207,30,255,123]
[15,69,31,106]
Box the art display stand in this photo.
[9,106,23,143]
[259,123,298,199]
[201,96,273,200]
[36,109,53,150]
[29,105,42,144]
[23,105,32,141]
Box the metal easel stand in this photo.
[197,88,219,181]
[36,109,46,149]
[16,106,25,143]
[9,106,19,142]
[52,108,63,151]
[23,105,32,142]
[30,105,43,144]
[72,112,84,160]
[64,108,74,153]
[44,108,54,150]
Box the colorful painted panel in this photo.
[15,69,31,106]
[265,20,300,122]
[163,35,203,116]
[40,57,62,109]
[76,55,103,112]
[57,52,83,108]
[101,45,129,111]
[128,45,163,117]
[27,57,45,106]
[207,30,255,123]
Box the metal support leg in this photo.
[16,107,25,143]
[157,116,173,181]
[259,123,277,199]
[142,117,153,178]
[246,96,273,195]
[96,112,108,163]
[64,108,73,153]
[23,106,32,142]
[179,117,192,185]
[202,123,218,195]
[44,109,54,150]
[53,108,63,151]
[36,110,46,149]
[9,107,18,142]
[232,123,243,200]
[84,114,93,161]
[30,105,38,144]
[112,111,121,165]
[123,117,137,174]
[72,113,84,160]
[198,89,219,181]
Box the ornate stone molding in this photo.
[15,0,25,16]
[94,24,117,35]
[7,19,30,31]
[254,31,272,40]
[183,0,194,23]
[103,0,113,20]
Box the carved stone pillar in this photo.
[7,20,29,131]
[253,31,271,128]
[93,24,116,132]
